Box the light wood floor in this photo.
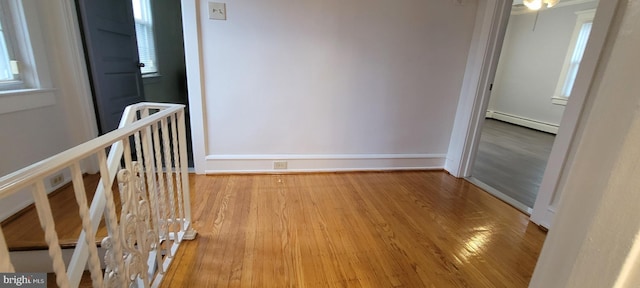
[1,174,115,251]
[472,119,555,208]
[161,171,546,287]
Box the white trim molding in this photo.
[181,0,208,174]
[445,0,513,177]
[205,154,446,174]
[551,96,569,105]
[486,110,559,134]
[0,89,56,114]
[531,0,618,229]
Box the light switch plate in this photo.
[208,2,226,20]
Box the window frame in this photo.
[132,0,159,76]
[0,0,55,114]
[0,0,25,90]
[551,9,596,106]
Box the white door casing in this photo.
[446,0,621,229]
[445,0,512,178]
[530,0,620,228]
[181,0,208,174]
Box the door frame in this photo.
[445,0,512,178]
[530,0,620,228]
[446,0,621,228]
[180,0,207,174]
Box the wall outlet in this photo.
[273,161,288,170]
[208,2,227,20]
[49,173,65,187]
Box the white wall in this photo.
[198,0,478,173]
[487,2,597,130]
[530,0,640,286]
[0,0,97,221]
[0,106,72,221]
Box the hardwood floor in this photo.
[1,174,116,251]
[472,119,555,208]
[161,171,546,287]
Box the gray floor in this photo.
[471,119,556,208]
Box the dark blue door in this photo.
[77,0,145,134]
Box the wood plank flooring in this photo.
[1,174,116,251]
[161,171,546,287]
[472,119,556,208]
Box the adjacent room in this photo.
[469,0,598,212]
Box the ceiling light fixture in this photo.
[523,0,560,10]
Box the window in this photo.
[559,22,591,98]
[132,0,158,75]
[552,9,596,106]
[0,0,22,90]
[0,0,56,115]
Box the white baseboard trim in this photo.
[204,154,446,174]
[485,110,559,134]
[0,89,56,115]
[0,171,74,222]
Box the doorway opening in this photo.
[76,0,194,166]
[467,1,598,213]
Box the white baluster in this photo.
[122,135,134,174]
[177,110,197,239]
[169,114,185,233]
[69,163,103,288]
[134,131,144,170]
[141,109,161,229]
[97,151,125,287]
[141,125,164,274]
[67,140,125,287]
[0,227,15,272]
[151,122,170,258]
[161,117,179,243]
[32,181,70,288]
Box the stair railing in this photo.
[0,102,196,288]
